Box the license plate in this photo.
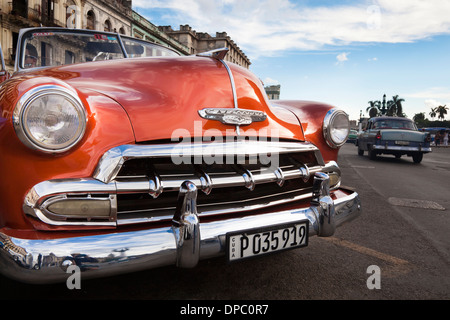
[395,140,409,145]
[226,221,308,262]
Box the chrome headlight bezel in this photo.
[13,85,87,153]
[323,109,350,148]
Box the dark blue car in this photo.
[356,117,431,163]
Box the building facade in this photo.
[0,0,133,71]
[131,11,189,55]
[159,24,251,69]
[1,1,251,71]
[265,84,280,100]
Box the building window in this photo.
[65,50,75,65]
[104,20,112,32]
[86,10,95,30]
[12,0,28,19]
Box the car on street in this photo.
[356,116,431,163]
[347,129,358,143]
[0,27,361,284]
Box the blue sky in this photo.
[133,0,450,121]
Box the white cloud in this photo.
[336,52,350,64]
[133,0,450,59]
[425,99,442,110]
[368,57,378,62]
[405,87,450,101]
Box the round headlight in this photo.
[323,109,350,148]
[13,85,86,153]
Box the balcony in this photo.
[7,4,64,28]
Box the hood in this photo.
[48,56,304,142]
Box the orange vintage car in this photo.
[0,27,360,284]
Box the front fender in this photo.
[269,100,340,162]
[0,78,135,230]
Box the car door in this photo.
[0,43,10,84]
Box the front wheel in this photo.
[412,153,423,163]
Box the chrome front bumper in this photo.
[0,173,361,284]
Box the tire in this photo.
[412,153,423,163]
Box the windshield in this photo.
[372,119,417,130]
[19,29,179,70]
[121,36,179,58]
[21,30,125,69]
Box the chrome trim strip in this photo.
[93,141,323,184]
[197,47,240,134]
[373,145,432,152]
[0,184,361,284]
[220,58,240,135]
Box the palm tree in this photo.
[435,105,448,120]
[380,94,387,115]
[387,95,405,117]
[366,100,380,118]
[429,107,437,120]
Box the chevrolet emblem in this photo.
[198,108,267,126]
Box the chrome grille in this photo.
[25,140,342,227]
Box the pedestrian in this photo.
[443,130,449,146]
[435,131,441,147]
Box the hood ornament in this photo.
[198,108,267,126]
[197,47,229,60]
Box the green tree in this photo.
[413,112,427,127]
[413,112,426,122]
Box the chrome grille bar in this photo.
[93,141,324,184]
[114,164,324,194]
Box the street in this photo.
[1,143,449,300]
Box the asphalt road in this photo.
[1,143,449,301]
